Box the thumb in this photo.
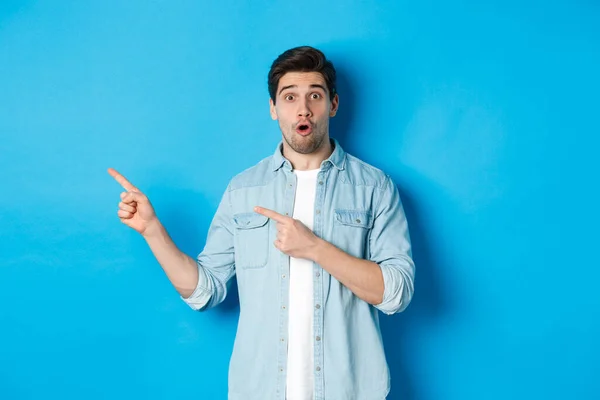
[121,191,145,204]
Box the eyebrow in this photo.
[278,84,328,95]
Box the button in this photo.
[282,305,286,310]
[282,274,286,279]
[356,218,361,223]
[316,272,320,277]
[281,338,285,342]
[319,181,323,185]
[280,368,284,372]
[316,336,321,341]
[316,210,321,215]
[315,304,321,309]
[289,184,293,187]
[316,366,321,372]
[285,212,289,216]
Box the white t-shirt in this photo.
[286,168,319,400]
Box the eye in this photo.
[310,93,322,100]
[284,94,295,101]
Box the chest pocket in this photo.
[334,209,373,228]
[333,209,373,259]
[233,212,270,269]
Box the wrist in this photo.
[142,218,163,240]
[310,237,329,264]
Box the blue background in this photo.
[1,1,599,399]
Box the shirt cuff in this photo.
[180,267,213,311]
[375,262,413,315]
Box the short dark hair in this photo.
[268,46,337,104]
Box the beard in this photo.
[281,120,328,155]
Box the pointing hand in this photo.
[108,168,159,236]
[254,206,321,260]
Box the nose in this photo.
[297,100,312,118]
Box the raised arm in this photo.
[108,168,199,298]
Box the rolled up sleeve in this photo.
[370,176,415,315]
[180,267,214,311]
[181,184,236,311]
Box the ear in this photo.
[329,94,339,117]
[269,98,278,120]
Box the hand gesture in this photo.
[254,206,321,260]
[108,168,158,236]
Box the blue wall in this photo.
[1,1,598,399]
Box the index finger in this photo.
[254,206,288,223]
[107,168,138,192]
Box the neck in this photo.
[283,137,333,171]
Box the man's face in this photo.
[270,71,339,155]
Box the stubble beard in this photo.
[281,121,328,155]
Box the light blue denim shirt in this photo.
[182,138,415,400]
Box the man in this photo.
[108,46,415,400]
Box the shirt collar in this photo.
[270,138,346,172]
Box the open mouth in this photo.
[296,123,312,135]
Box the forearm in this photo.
[311,238,384,305]
[142,220,199,298]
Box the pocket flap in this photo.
[233,212,269,229]
[334,209,373,228]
